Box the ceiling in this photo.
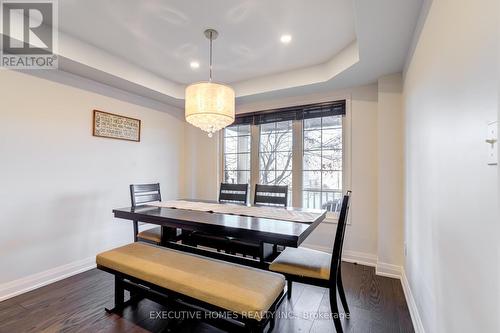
[23,0,423,107]
[60,0,356,85]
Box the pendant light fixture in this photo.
[185,29,235,137]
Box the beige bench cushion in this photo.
[96,242,285,320]
[269,247,331,280]
[137,227,161,243]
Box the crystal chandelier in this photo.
[185,29,235,137]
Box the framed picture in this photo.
[92,110,141,142]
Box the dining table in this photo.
[112,199,327,268]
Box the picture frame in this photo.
[92,110,141,142]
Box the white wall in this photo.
[403,0,499,332]
[377,74,404,268]
[0,70,185,289]
[182,126,220,200]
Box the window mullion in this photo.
[249,124,260,203]
[320,117,323,208]
[292,119,302,208]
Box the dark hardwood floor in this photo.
[0,262,414,333]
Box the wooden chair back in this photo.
[329,191,351,284]
[130,183,162,208]
[254,184,288,207]
[219,183,249,204]
[129,183,162,242]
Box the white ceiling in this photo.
[59,0,356,85]
[236,0,425,104]
[19,0,423,107]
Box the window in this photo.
[223,124,251,184]
[303,115,343,211]
[259,121,293,205]
[221,101,347,214]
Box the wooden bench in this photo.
[96,242,286,332]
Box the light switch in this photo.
[486,121,498,165]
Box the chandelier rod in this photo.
[204,28,218,82]
[209,31,213,82]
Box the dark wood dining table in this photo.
[112,200,327,268]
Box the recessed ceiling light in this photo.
[190,61,200,69]
[280,34,292,44]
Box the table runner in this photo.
[147,200,321,223]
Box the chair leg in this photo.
[133,221,138,242]
[329,287,343,333]
[337,266,350,316]
[268,316,276,332]
[115,277,124,308]
[287,280,293,299]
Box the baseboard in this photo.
[401,269,425,333]
[343,250,378,267]
[375,262,402,279]
[0,257,96,302]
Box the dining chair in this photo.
[226,184,289,259]
[187,183,249,251]
[254,184,288,207]
[269,191,352,333]
[130,183,163,244]
[219,183,249,204]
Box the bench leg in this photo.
[246,321,264,333]
[105,276,125,313]
[129,289,144,304]
[114,276,125,308]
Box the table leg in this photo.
[160,226,177,246]
[259,242,274,263]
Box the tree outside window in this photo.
[303,115,343,212]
